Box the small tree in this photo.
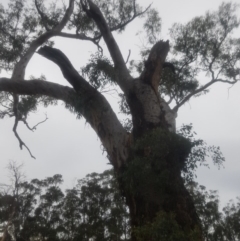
[0,1,239,240]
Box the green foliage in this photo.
[0,169,130,241]
[133,211,201,241]
[129,2,240,106]
[163,2,240,103]
[0,93,57,119]
[81,53,116,89]
[188,182,240,241]
[119,128,191,200]
[0,0,57,70]
[70,0,142,37]
[1,166,239,241]
[142,8,161,45]
[178,124,225,183]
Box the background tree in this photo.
[0,163,239,241]
[0,0,239,240]
[0,164,130,241]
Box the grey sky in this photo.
[0,0,239,208]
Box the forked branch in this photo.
[81,0,133,92]
[12,95,36,159]
[173,77,239,111]
[12,0,75,80]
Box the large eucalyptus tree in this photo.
[0,0,239,240]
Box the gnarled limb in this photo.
[12,95,36,159]
[37,46,130,167]
[9,0,74,157]
[0,77,129,167]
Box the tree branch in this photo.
[173,78,239,111]
[21,114,48,131]
[12,0,75,80]
[34,0,50,31]
[0,77,129,167]
[55,32,102,51]
[37,46,90,92]
[12,95,36,159]
[81,0,133,92]
[111,4,151,32]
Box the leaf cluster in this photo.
[0,0,59,70]
[81,53,116,90]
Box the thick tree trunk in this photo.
[116,128,203,241]
[113,41,203,241]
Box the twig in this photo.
[125,50,131,64]
[31,114,48,130]
[12,117,36,159]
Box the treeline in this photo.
[0,164,239,241]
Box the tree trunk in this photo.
[112,41,203,241]
[116,128,202,241]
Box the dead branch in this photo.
[22,114,48,131]
[12,95,36,159]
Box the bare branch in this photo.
[125,50,131,64]
[37,46,90,92]
[173,78,239,111]
[0,78,76,100]
[56,32,103,51]
[12,95,36,159]
[21,114,48,131]
[166,95,174,105]
[10,0,74,158]
[31,114,48,130]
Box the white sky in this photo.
[0,0,240,208]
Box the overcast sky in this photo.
[0,0,240,208]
